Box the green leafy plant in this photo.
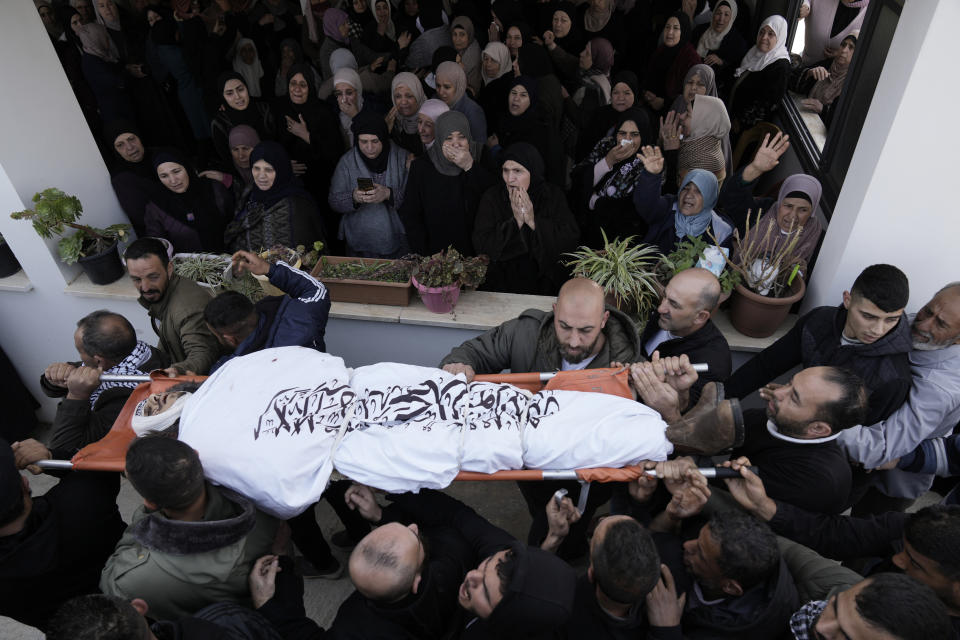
[316,257,412,283]
[10,188,130,264]
[726,210,805,298]
[174,252,264,301]
[296,241,326,271]
[658,235,741,295]
[408,248,488,288]
[564,231,663,315]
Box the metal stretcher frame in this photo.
[35,366,707,483]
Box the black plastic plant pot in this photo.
[78,241,125,285]
[0,242,21,278]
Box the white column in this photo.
[804,0,958,312]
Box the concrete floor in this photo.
[0,469,948,639]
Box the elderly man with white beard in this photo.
[838,282,960,513]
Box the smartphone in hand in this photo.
[357,177,374,191]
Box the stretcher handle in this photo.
[644,466,759,479]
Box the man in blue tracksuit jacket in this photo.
[204,250,331,373]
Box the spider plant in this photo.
[564,231,663,316]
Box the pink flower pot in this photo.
[412,276,461,313]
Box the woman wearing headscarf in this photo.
[544,1,585,57]
[435,61,487,143]
[674,94,731,184]
[76,22,134,124]
[227,124,260,189]
[477,41,514,123]
[578,0,625,55]
[400,111,496,255]
[274,38,322,99]
[799,0,868,65]
[233,38,265,98]
[729,15,791,132]
[317,47,394,101]
[363,0,396,53]
[641,12,701,117]
[473,143,580,295]
[328,111,410,258]
[415,98,450,151]
[451,16,482,96]
[225,141,325,252]
[794,31,857,128]
[488,76,564,186]
[277,63,345,215]
[718,132,824,264]
[332,67,368,148]
[386,72,427,154]
[572,107,652,248]
[632,147,734,256]
[211,71,276,165]
[145,148,232,253]
[319,8,351,79]
[691,0,748,94]
[575,69,639,161]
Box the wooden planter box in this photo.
[310,256,413,306]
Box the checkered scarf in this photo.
[88,340,153,408]
[789,600,827,640]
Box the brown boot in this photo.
[665,394,744,455]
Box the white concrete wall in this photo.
[803,0,955,312]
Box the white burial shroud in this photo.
[178,347,672,518]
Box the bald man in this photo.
[440,277,641,380]
[439,278,642,559]
[640,268,732,405]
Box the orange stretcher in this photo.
[36,367,657,483]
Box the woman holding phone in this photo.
[328,112,410,258]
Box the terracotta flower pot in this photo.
[412,276,461,313]
[729,277,806,338]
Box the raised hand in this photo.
[231,249,271,276]
[646,565,686,627]
[664,476,710,520]
[659,111,681,151]
[721,457,776,521]
[345,484,383,522]
[248,555,280,609]
[385,106,398,132]
[542,30,556,50]
[743,132,790,182]
[398,31,412,49]
[638,145,665,175]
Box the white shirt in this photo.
[561,353,598,371]
[645,329,679,356]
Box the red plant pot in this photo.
[412,276,461,313]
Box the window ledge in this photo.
[64,272,139,300]
[0,270,33,292]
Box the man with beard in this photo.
[440,277,642,559]
[727,365,869,514]
[839,283,960,514]
[124,238,221,376]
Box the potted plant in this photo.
[564,231,663,318]
[311,254,414,306]
[657,235,741,309]
[174,252,266,301]
[10,188,130,284]
[409,248,488,313]
[0,233,22,278]
[725,211,807,338]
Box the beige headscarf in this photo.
[584,0,613,32]
[482,41,513,85]
[391,72,426,134]
[436,60,467,106]
[808,31,858,106]
[696,0,738,58]
[76,22,118,62]
[679,94,730,178]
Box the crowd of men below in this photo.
[1,233,959,640]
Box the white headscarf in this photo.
[334,67,364,145]
[370,0,396,40]
[481,41,512,85]
[233,38,264,98]
[697,0,737,58]
[735,15,790,78]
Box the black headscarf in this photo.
[351,110,392,174]
[613,107,653,146]
[419,0,445,30]
[646,11,692,96]
[517,43,553,78]
[501,142,546,201]
[216,71,265,130]
[551,1,585,54]
[248,141,312,207]
[151,147,225,250]
[103,119,154,179]
[500,75,539,137]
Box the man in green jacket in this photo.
[99,437,279,621]
[124,238,221,375]
[440,277,643,559]
[440,277,642,379]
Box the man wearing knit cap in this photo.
[0,438,126,631]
